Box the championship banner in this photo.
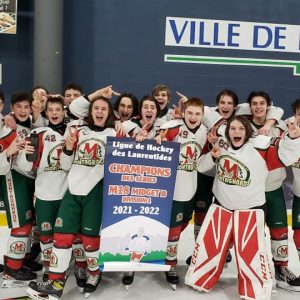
[0,0,17,34]
[99,137,180,272]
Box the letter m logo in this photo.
[220,159,239,179]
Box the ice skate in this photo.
[165,266,178,290]
[122,271,135,291]
[275,265,300,292]
[2,256,37,288]
[74,265,87,293]
[83,272,102,298]
[26,279,65,300]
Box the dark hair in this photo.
[216,89,239,107]
[225,115,254,146]
[183,97,205,113]
[31,85,49,95]
[0,90,4,102]
[114,93,139,117]
[292,99,300,115]
[86,96,115,128]
[63,82,83,95]
[247,91,271,106]
[46,95,65,110]
[138,95,161,118]
[11,91,32,106]
[151,84,171,100]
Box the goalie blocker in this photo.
[185,204,273,300]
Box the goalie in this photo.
[185,115,300,299]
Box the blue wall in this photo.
[1,0,300,116]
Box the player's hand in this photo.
[172,104,183,119]
[4,114,16,130]
[258,123,271,136]
[6,136,24,157]
[115,120,125,136]
[176,91,188,103]
[135,122,151,143]
[65,126,78,150]
[287,121,300,139]
[210,143,221,158]
[207,126,218,144]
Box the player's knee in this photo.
[53,233,74,248]
[11,223,32,237]
[81,234,100,251]
[269,227,288,240]
[168,225,182,241]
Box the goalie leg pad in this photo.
[185,204,233,292]
[234,209,273,300]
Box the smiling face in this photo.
[46,102,65,125]
[11,100,31,122]
[91,99,109,127]
[228,119,246,148]
[250,96,268,122]
[141,100,158,125]
[64,88,82,106]
[217,95,236,119]
[118,97,134,122]
[184,105,203,129]
[153,90,169,110]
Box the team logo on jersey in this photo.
[45,143,64,171]
[178,141,201,172]
[87,257,98,269]
[10,241,26,254]
[74,138,105,167]
[41,222,52,231]
[276,245,288,258]
[54,217,63,227]
[217,155,251,187]
[50,252,58,268]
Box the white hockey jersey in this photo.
[160,119,208,202]
[198,132,300,210]
[17,127,68,200]
[60,126,118,196]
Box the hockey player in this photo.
[155,97,209,289]
[27,96,122,299]
[151,84,174,121]
[122,95,164,140]
[186,115,300,299]
[18,96,87,289]
[113,93,139,122]
[0,92,44,287]
[289,99,300,265]
[245,91,300,292]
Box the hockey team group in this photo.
[0,83,300,300]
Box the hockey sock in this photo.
[6,224,32,269]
